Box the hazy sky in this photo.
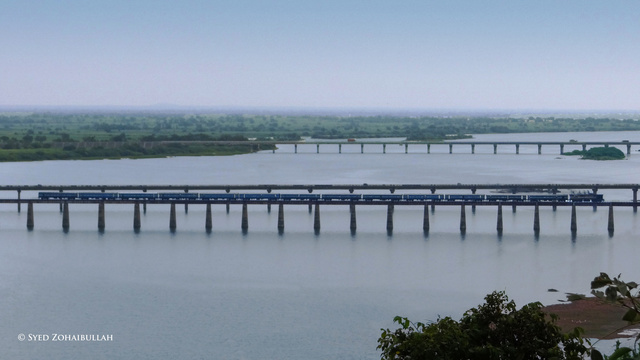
[1,0,638,111]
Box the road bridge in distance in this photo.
[265,140,639,155]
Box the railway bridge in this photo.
[2,184,638,236]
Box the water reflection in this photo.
[1,131,640,359]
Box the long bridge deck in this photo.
[253,140,638,155]
[2,183,638,235]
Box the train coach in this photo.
[119,193,159,200]
[158,193,199,200]
[485,194,527,201]
[38,192,80,200]
[528,194,569,202]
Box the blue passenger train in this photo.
[38,192,605,203]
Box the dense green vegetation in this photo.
[0,112,638,161]
[0,143,263,162]
[378,273,640,360]
[583,147,627,160]
[377,291,589,360]
[564,147,626,160]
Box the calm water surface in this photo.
[2,131,640,359]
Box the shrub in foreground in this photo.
[377,291,589,360]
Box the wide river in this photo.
[2,131,640,359]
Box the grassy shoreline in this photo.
[544,297,639,340]
[0,143,272,162]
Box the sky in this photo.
[1,0,639,111]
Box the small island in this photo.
[564,146,626,160]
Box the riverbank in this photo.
[544,297,640,339]
[0,142,273,162]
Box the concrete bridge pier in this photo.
[427,144,430,154]
[515,144,520,154]
[493,144,497,154]
[592,188,599,211]
[17,190,21,213]
[277,203,284,233]
[627,144,632,155]
[294,144,298,154]
[460,205,466,233]
[386,204,394,233]
[405,144,408,154]
[538,144,542,154]
[423,204,429,233]
[633,188,638,212]
[449,144,453,154]
[267,204,271,213]
[350,204,357,233]
[512,205,517,213]
[339,144,342,154]
[314,203,320,233]
[316,144,320,154]
[27,202,34,230]
[361,144,364,154]
[98,202,105,231]
[241,203,248,232]
[308,204,313,213]
[170,203,177,232]
[134,203,141,231]
[383,144,386,154]
[570,205,577,234]
[560,144,565,154]
[582,144,587,151]
[62,202,70,231]
[226,203,230,213]
[58,190,65,212]
[430,188,436,212]
[496,204,503,234]
[205,203,212,233]
[471,189,476,212]
[471,144,475,154]
[608,204,614,235]
[142,189,148,213]
[533,204,540,235]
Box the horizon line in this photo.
[1,104,639,117]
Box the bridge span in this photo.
[276,140,639,155]
[137,140,639,155]
[3,183,638,236]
